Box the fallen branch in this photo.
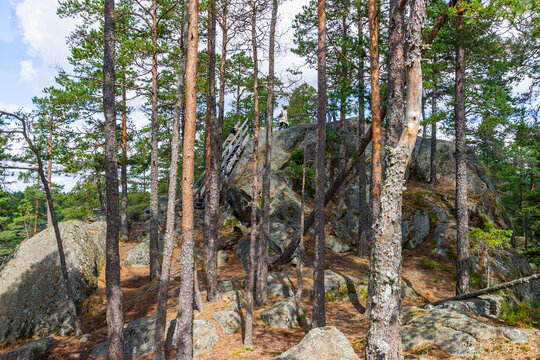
[428,273,540,306]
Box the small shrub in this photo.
[419,258,438,270]
[469,272,486,288]
[500,300,540,328]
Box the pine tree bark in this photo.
[103,0,124,356]
[47,112,53,228]
[357,4,368,258]
[455,4,469,296]
[256,0,278,308]
[368,0,382,235]
[365,1,426,357]
[204,0,220,303]
[176,0,199,357]
[244,0,260,347]
[153,5,189,359]
[337,2,349,206]
[365,0,382,317]
[312,0,327,329]
[149,0,161,281]
[120,84,129,241]
[385,0,405,148]
[430,54,438,185]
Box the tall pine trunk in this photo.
[204,0,220,303]
[103,0,124,357]
[34,177,39,236]
[312,0,327,329]
[176,0,199,357]
[357,4,368,258]
[153,5,189,359]
[256,0,278,307]
[365,0,381,316]
[365,1,426,358]
[455,4,470,296]
[244,0,260,347]
[430,53,438,185]
[120,84,129,241]
[217,1,228,140]
[149,0,161,281]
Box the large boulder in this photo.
[212,308,242,334]
[0,221,106,343]
[275,326,360,360]
[0,337,57,360]
[401,306,500,357]
[309,270,367,302]
[166,319,219,356]
[260,297,302,329]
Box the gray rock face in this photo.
[261,297,302,329]
[434,295,504,318]
[401,279,418,300]
[0,337,57,360]
[309,270,367,302]
[275,326,360,360]
[217,250,230,264]
[122,233,164,267]
[212,308,242,334]
[402,210,430,249]
[90,316,158,358]
[166,319,219,356]
[325,235,351,253]
[402,306,499,357]
[0,221,106,343]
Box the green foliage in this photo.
[419,258,438,270]
[468,222,513,250]
[469,272,486,288]
[288,83,317,125]
[284,149,315,195]
[500,299,540,328]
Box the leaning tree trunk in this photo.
[365,0,382,317]
[312,0,327,329]
[176,0,199,357]
[34,177,39,236]
[103,0,124,357]
[365,1,426,358]
[295,155,307,303]
[217,1,228,140]
[244,0,261,348]
[357,4,368,258]
[149,0,161,281]
[204,0,220,303]
[455,3,469,296]
[430,53,438,185]
[153,5,189,359]
[47,112,53,228]
[256,0,278,308]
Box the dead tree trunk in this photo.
[153,5,189,359]
[175,0,199,358]
[455,3,469,296]
[312,0,327,329]
[365,1,426,358]
[34,177,39,236]
[295,155,307,304]
[430,273,540,306]
[385,0,405,148]
[204,0,220,303]
[244,0,261,348]
[256,0,278,308]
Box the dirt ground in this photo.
[1,203,538,359]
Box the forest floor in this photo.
[1,207,538,360]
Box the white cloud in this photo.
[19,60,37,84]
[11,0,76,65]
